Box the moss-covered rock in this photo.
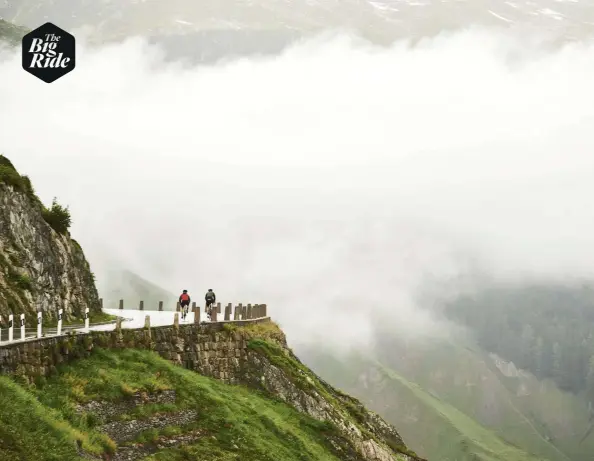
[245,337,422,461]
[0,155,100,324]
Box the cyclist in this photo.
[205,289,216,320]
[179,290,191,320]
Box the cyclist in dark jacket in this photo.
[205,289,216,320]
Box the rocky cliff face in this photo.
[243,335,424,461]
[0,155,100,324]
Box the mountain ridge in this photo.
[299,333,594,461]
[0,319,426,460]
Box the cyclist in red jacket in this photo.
[179,290,191,320]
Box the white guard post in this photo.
[84,307,89,332]
[37,311,42,338]
[57,309,63,336]
[20,314,25,340]
[8,314,13,342]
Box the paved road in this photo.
[0,323,97,342]
[0,309,200,345]
[91,309,199,331]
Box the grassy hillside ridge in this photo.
[373,337,574,461]
[243,333,421,460]
[1,349,348,461]
[0,373,111,461]
[376,364,555,461]
[0,155,101,323]
[0,322,422,460]
[481,352,594,461]
[220,321,422,460]
[299,337,594,461]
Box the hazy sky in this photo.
[1,26,594,349]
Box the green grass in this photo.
[0,155,38,204]
[125,424,186,445]
[0,155,71,232]
[246,337,418,460]
[7,272,33,291]
[374,337,586,461]
[228,321,286,345]
[0,165,25,190]
[248,338,364,422]
[301,344,577,461]
[0,348,359,461]
[377,364,551,461]
[42,310,118,328]
[0,376,114,461]
[248,339,370,427]
[88,311,119,324]
[408,341,563,454]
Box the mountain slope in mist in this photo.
[3,0,594,46]
[442,283,594,398]
[98,269,177,311]
[371,365,550,461]
[371,337,593,461]
[0,18,27,45]
[299,334,594,461]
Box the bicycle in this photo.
[181,304,190,321]
[205,302,215,321]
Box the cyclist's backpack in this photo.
[180,293,190,302]
[206,292,215,301]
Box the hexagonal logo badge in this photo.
[22,22,75,83]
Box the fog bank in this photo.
[1,27,594,348]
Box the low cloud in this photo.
[1,27,594,349]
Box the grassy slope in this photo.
[0,348,357,461]
[0,376,101,461]
[483,358,594,461]
[382,339,569,460]
[376,364,550,461]
[300,341,589,461]
[376,338,594,461]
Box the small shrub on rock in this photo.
[42,197,72,234]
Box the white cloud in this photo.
[1,27,594,348]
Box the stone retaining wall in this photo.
[0,316,277,383]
